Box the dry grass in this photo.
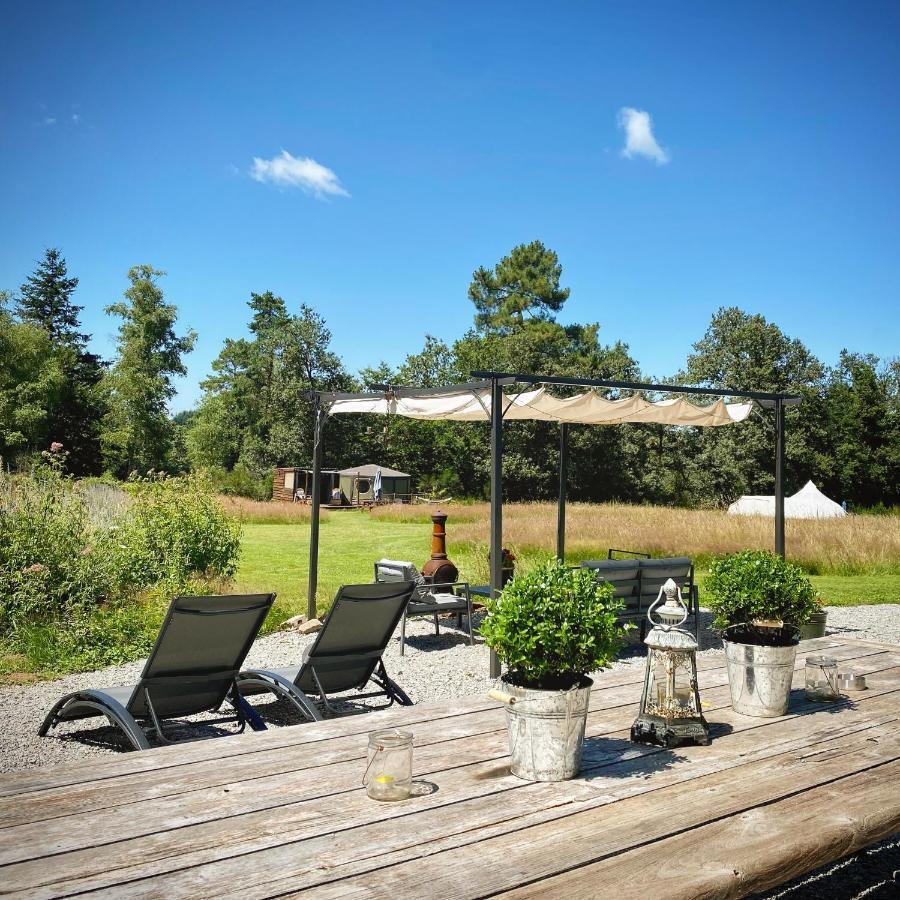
[218,496,321,523]
[370,501,900,575]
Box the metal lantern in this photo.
[631,578,710,748]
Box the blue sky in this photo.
[1,1,899,410]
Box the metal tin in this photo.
[837,672,867,691]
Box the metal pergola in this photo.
[306,371,801,677]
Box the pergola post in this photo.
[307,400,325,620]
[774,397,785,557]
[489,377,503,679]
[557,423,568,562]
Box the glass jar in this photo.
[364,729,413,801]
[805,655,840,701]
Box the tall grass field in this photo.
[229,499,900,624]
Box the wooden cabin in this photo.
[271,467,339,503]
[272,464,412,504]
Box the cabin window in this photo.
[357,479,371,494]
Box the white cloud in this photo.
[71,113,80,125]
[617,107,670,165]
[43,116,56,126]
[250,150,349,198]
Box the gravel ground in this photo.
[1,603,897,896]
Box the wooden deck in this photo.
[1,635,899,899]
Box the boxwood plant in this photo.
[705,550,818,637]
[479,558,627,690]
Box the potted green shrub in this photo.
[799,598,828,639]
[481,559,626,781]
[705,550,818,717]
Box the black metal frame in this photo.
[306,372,801,677]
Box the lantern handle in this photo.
[647,578,688,630]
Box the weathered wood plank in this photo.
[498,760,900,900]
[257,744,900,900]
[215,709,900,900]
[0,639,873,831]
[2,647,895,871]
[5,667,899,898]
[0,636,847,799]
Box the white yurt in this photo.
[728,481,846,519]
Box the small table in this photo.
[2,636,899,898]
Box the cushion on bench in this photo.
[582,556,695,620]
[638,557,693,603]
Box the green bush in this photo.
[479,558,626,690]
[705,550,818,632]
[10,594,167,674]
[1,465,242,675]
[205,464,272,500]
[116,472,242,591]
[0,467,119,632]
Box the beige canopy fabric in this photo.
[326,385,754,427]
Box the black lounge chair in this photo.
[39,593,276,751]
[237,581,416,722]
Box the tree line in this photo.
[1,252,194,477]
[2,243,898,509]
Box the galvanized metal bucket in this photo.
[799,610,828,640]
[724,626,800,717]
[494,677,592,782]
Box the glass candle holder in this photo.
[364,729,413,801]
[805,655,840,701]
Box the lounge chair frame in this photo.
[39,594,275,751]
[238,582,415,722]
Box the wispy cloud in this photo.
[42,116,57,126]
[71,113,80,125]
[617,107,670,165]
[250,150,349,198]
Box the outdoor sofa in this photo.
[580,554,700,641]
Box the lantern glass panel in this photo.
[647,650,697,719]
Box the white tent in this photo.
[728,481,846,519]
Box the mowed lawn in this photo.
[233,513,485,625]
[234,511,900,629]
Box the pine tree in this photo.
[17,249,85,346]
[102,265,196,475]
[11,249,106,473]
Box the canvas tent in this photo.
[338,464,410,504]
[729,481,846,519]
[307,372,801,676]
